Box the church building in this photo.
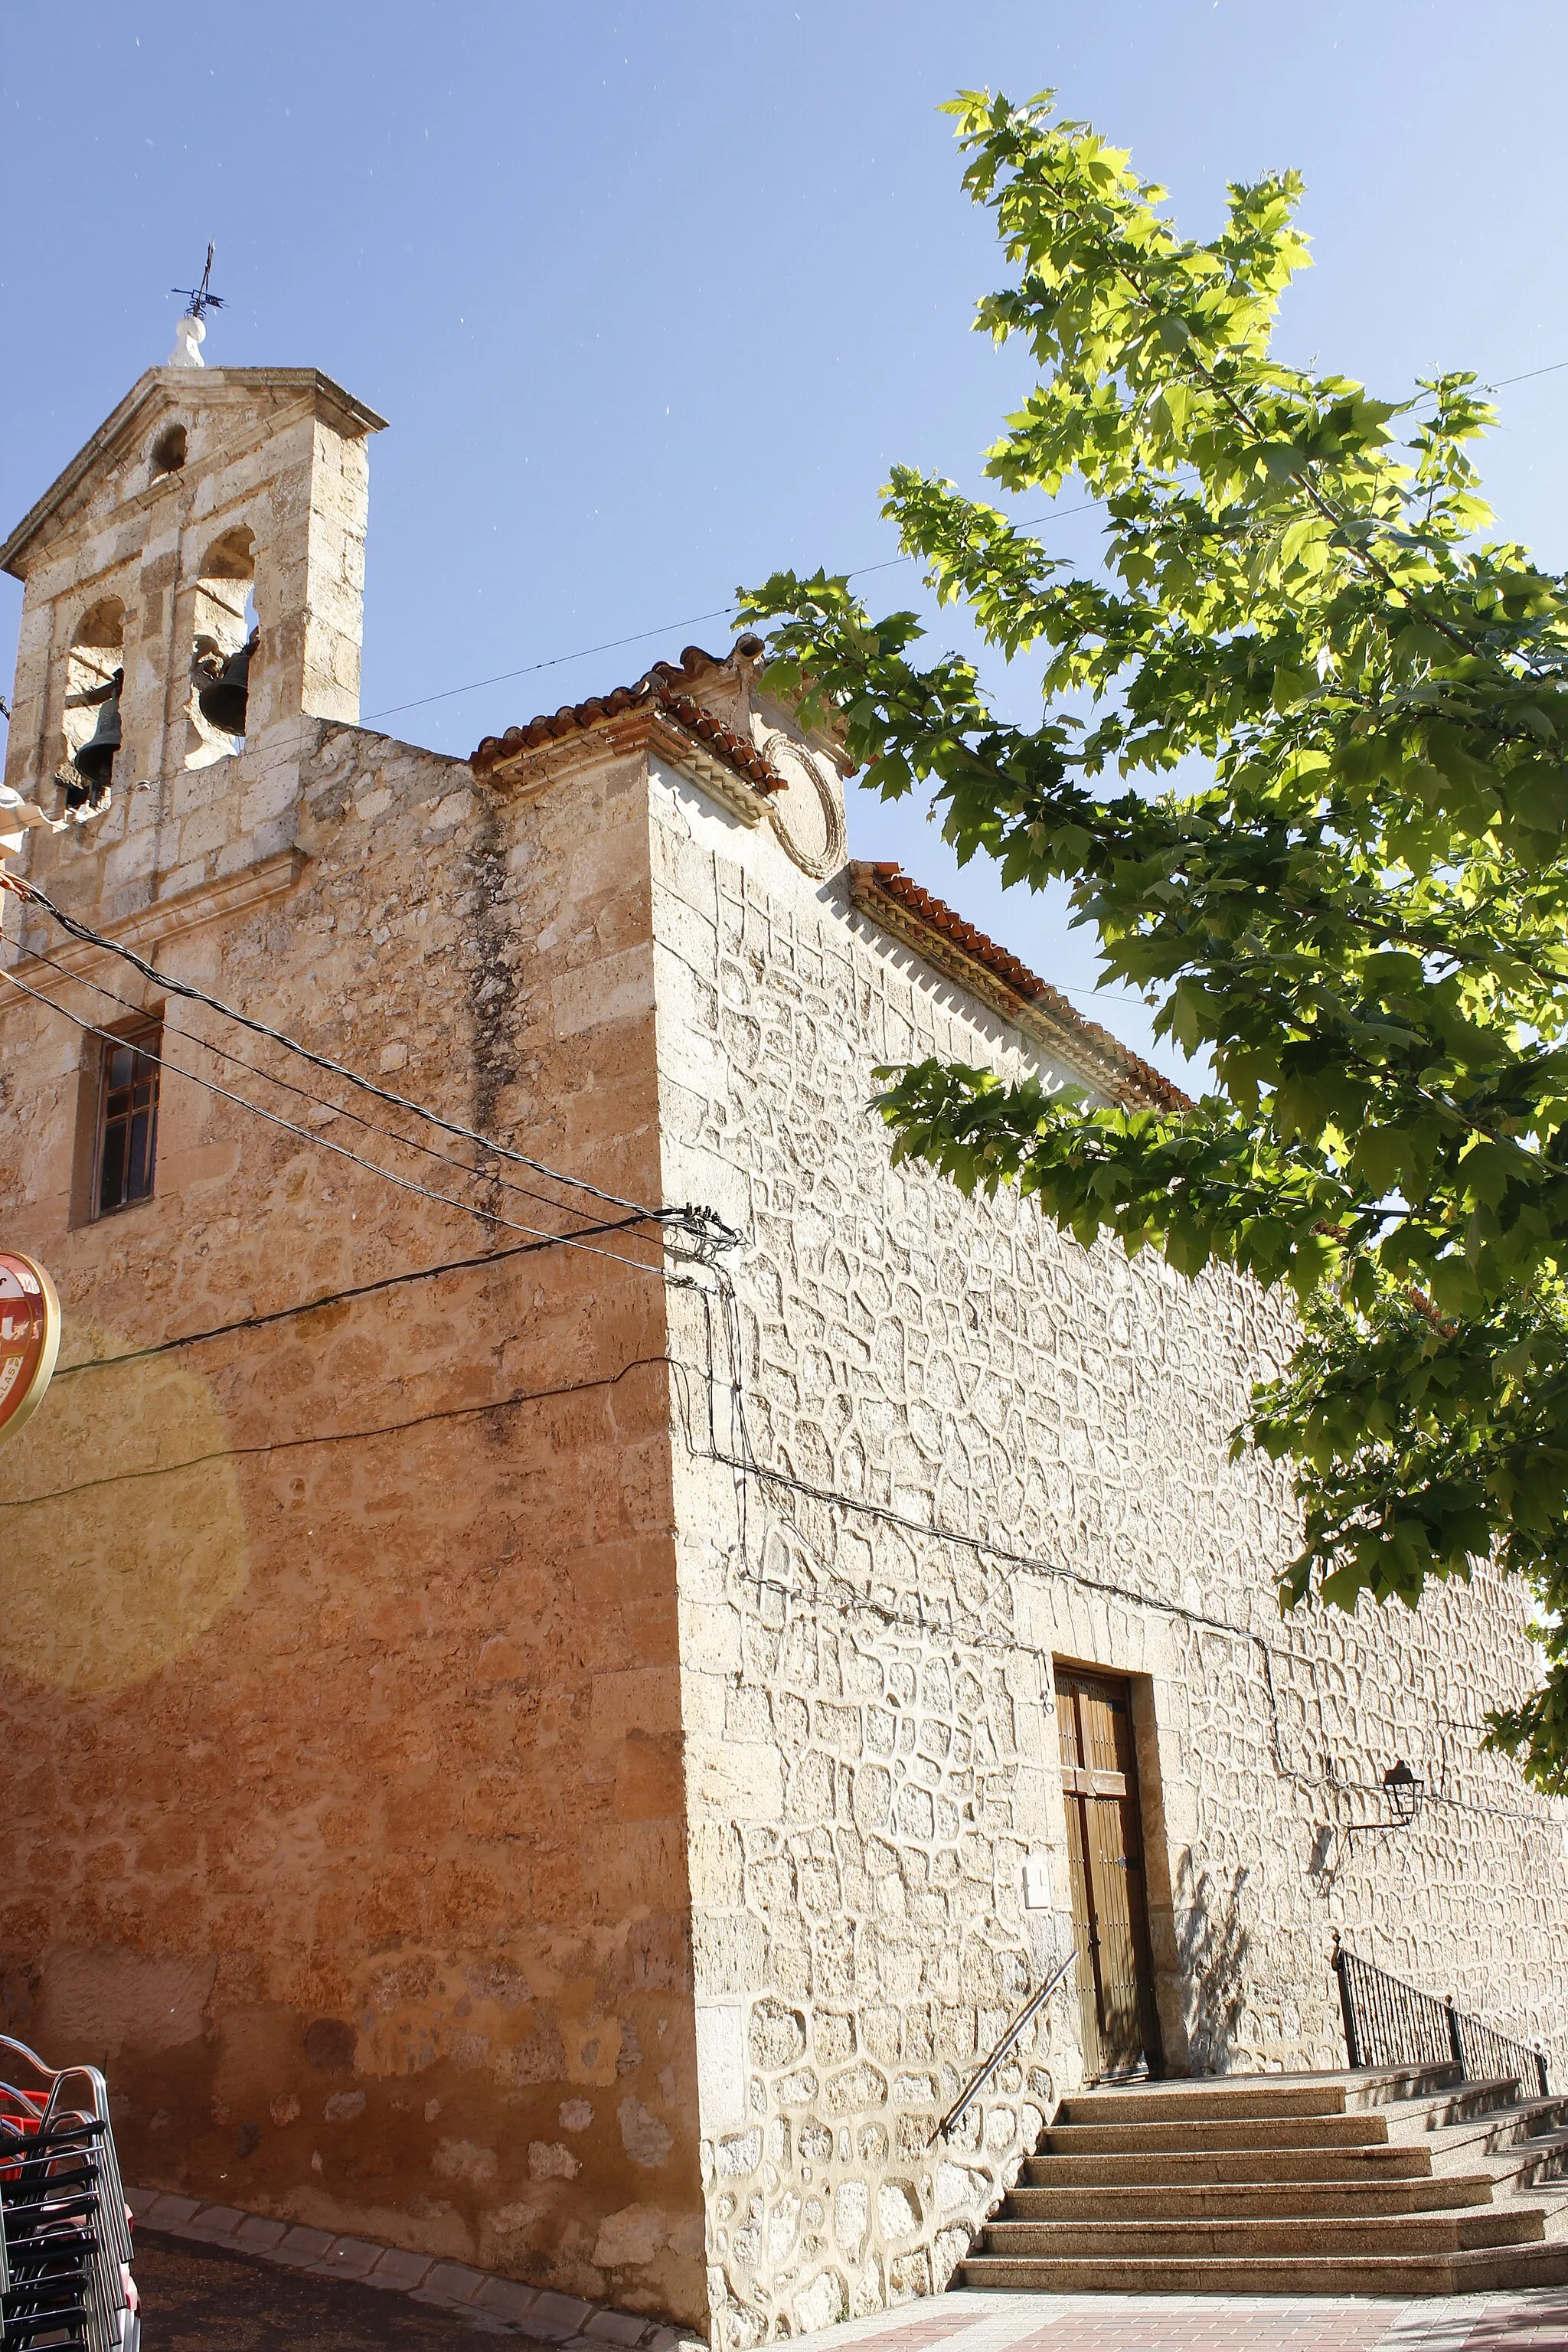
[2,345,1566,2338]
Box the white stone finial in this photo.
[168,313,206,368]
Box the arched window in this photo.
[62,598,127,808]
[186,524,258,768]
[150,423,187,479]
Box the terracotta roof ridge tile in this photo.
[855,861,1191,1112]
[470,640,782,796]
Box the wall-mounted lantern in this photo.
[1382,1758,1423,1827]
[1341,1757,1426,1844]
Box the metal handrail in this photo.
[1332,1934,1550,2099]
[935,1947,1077,2142]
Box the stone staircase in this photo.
[961,2064,1568,2296]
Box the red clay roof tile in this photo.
[470,640,1186,1112]
[469,639,782,795]
[853,861,1191,1113]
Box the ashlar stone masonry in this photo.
[2,358,1565,2347]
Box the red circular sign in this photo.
[0,1253,61,1443]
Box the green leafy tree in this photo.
[740,90,1568,1792]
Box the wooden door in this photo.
[1057,1668,1162,2080]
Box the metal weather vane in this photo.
[172,241,226,321]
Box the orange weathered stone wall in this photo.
[0,723,706,2319]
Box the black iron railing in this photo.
[1332,1934,1550,2099]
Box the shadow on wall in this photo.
[1175,1858,1251,2074]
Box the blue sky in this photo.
[4,1,1566,1083]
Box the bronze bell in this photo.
[71,668,123,795]
[197,626,259,737]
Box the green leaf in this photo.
[740,85,1568,1791]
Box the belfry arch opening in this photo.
[62,599,126,802]
[150,423,187,479]
[186,524,258,767]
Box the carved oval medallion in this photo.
[758,731,845,880]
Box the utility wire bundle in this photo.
[0,881,743,1286]
[0,2038,137,2351]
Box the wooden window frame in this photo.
[91,1017,162,1219]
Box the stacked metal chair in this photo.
[0,2037,138,2351]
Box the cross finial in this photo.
[172,241,226,322]
[168,242,226,368]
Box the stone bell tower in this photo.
[1,336,384,926]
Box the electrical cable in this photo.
[3,364,1564,744]
[679,1268,1562,1832]
[48,1224,656,1380]
[0,965,673,1276]
[706,1439,1560,1830]
[20,940,635,1233]
[353,344,1568,733]
[15,883,658,1220]
[1487,357,1568,392]
[4,1224,1550,1831]
[0,1355,671,1511]
[358,505,1103,725]
[361,606,745,723]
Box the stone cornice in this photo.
[15,396,322,589]
[5,849,308,988]
[482,704,772,831]
[848,860,1188,1112]
[2,370,386,580]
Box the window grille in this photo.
[95,1024,160,1216]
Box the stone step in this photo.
[1056,2083,1351,2126]
[1053,2066,1463,2125]
[977,2207,1545,2259]
[1511,2126,1568,2188]
[1377,2077,1538,2138]
[959,2244,1568,2296]
[1408,2094,1568,2167]
[1001,2174,1498,2221]
[1022,2145,1436,2187]
[993,2068,1568,2302]
[1043,2113,1390,2154]
[1340,2064,1468,2110]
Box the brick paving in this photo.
[1442,2300,1568,2347]
[131,2233,545,2346]
[782,2294,1568,2352]
[1001,2314,1396,2348]
[124,2233,1568,2352]
[827,2321,993,2352]
[126,2183,701,2347]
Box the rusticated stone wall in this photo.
[5,349,1566,2350]
[645,756,1568,2344]
[0,719,709,2324]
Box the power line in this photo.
[362,606,744,723]
[715,1459,1558,1831]
[0,966,674,1277]
[360,503,1104,726]
[50,1227,655,1381]
[5,1236,1551,1832]
[0,1355,671,1512]
[21,941,629,1232]
[17,883,658,1221]
[682,1276,1560,1831]
[351,348,1568,733]
[5,369,1566,749]
[1487,358,1568,391]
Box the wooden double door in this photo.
[1057,1668,1162,2080]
